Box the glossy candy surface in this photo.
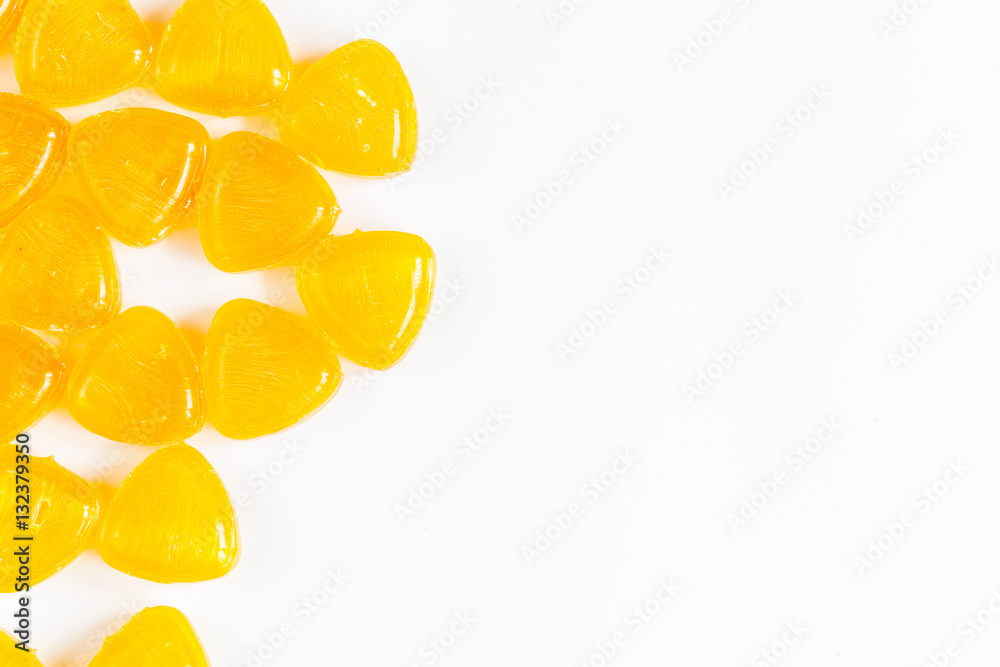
[98,444,239,583]
[15,0,153,106]
[71,109,209,247]
[0,0,26,42]
[0,93,69,228]
[1,629,44,666]
[155,0,292,116]
[200,131,339,272]
[89,606,209,666]
[280,39,417,177]
[204,298,343,439]
[296,231,435,370]
[0,321,64,445]
[0,455,99,591]
[0,195,120,332]
[66,307,204,445]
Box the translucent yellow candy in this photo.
[66,307,204,445]
[0,195,120,332]
[70,109,209,247]
[203,298,343,439]
[98,444,239,583]
[0,1,26,42]
[199,131,340,272]
[296,231,435,370]
[0,321,64,445]
[155,0,292,116]
[14,0,153,106]
[1,628,44,666]
[0,93,69,228]
[89,606,209,666]
[280,39,418,177]
[0,455,99,591]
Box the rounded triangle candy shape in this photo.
[0,455,99,591]
[66,307,204,445]
[199,131,339,272]
[15,0,153,106]
[88,606,210,667]
[0,93,69,228]
[296,230,435,370]
[0,320,64,445]
[0,195,120,332]
[203,298,343,439]
[280,39,418,177]
[97,443,239,583]
[71,108,209,247]
[155,0,292,116]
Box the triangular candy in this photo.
[66,307,204,445]
[296,230,435,369]
[98,444,238,583]
[204,298,343,438]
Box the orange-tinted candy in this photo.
[204,299,343,439]
[98,444,239,583]
[66,307,204,445]
[0,455,99,591]
[1,628,44,666]
[14,0,153,106]
[89,606,209,666]
[71,109,209,247]
[155,0,292,116]
[0,93,69,228]
[0,1,26,42]
[0,195,120,332]
[280,39,418,177]
[296,231,435,370]
[199,131,340,272]
[0,321,64,444]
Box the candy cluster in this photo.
[0,0,434,662]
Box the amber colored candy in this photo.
[0,1,26,41]
[155,0,291,116]
[203,298,343,439]
[280,39,418,177]
[70,109,209,247]
[296,231,435,370]
[0,455,99,591]
[14,0,153,106]
[66,307,204,445]
[0,93,69,228]
[199,131,340,272]
[0,195,120,332]
[0,321,64,445]
[98,444,239,583]
[89,606,209,666]
[1,629,44,666]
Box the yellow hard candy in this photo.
[203,298,343,439]
[70,108,209,247]
[199,131,340,272]
[0,93,69,228]
[296,230,435,370]
[66,307,204,445]
[88,606,209,666]
[15,0,153,106]
[1,628,43,666]
[0,195,120,332]
[280,39,418,177]
[0,320,64,445]
[0,455,99,591]
[0,1,26,42]
[97,444,239,583]
[155,0,292,116]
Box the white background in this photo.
[3,0,1000,665]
